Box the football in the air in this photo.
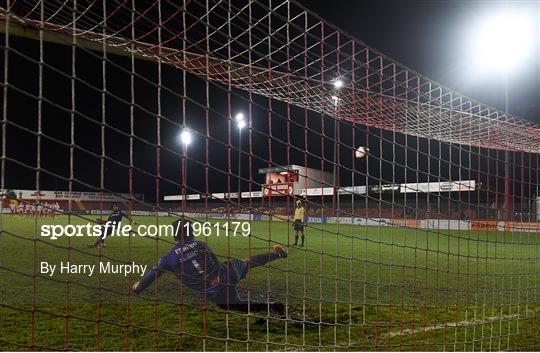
[355,146,369,159]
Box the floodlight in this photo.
[180,129,192,145]
[235,113,247,129]
[472,11,533,72]
[333,78,344,89]
[237,119,246,129]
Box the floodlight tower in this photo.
[180,128,192,195]
[331,78,343,191]
[471,10,534,220]
[236,113,246,210]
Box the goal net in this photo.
[0,0,539,350]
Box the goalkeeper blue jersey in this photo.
[153,240,243,304]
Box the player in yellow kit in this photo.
[293,200,306,247]
[9,199,18,217]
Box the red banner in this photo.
[263,183,293,197]
[470,220,499,231]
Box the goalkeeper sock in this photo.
[247,252,279,268]
[301,235,305,246]
[294,235,298,245]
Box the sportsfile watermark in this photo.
[40,221,251,240]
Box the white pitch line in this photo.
[383,313,528,338]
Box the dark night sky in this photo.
[1,0,539,204]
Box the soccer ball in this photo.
[355,146,369,159]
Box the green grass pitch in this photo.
[1,215,539,351]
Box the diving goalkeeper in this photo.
[132,219,288,314]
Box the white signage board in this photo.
[164,194,200,201]
[400,180,475,193]
[338,186,367,195]
[300,187,334,196]
[9,189,141,201]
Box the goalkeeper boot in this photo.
[90,241,105,249]
[274,245,288,258]
[131,281,142,294]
